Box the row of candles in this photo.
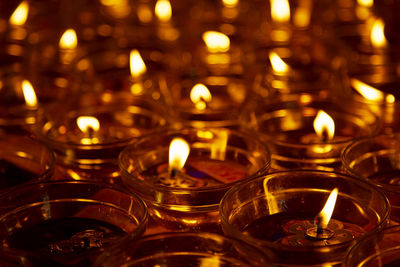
[1,0,400,266]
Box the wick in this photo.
[305,216,335,240]
[321,129,328,143]
[170,168,178,178]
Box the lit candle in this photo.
[154,0,180,42]
[8,1,29,41]
[120,128,271,232]
[220,170,390,266]
[59,28,78,65]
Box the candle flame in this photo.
[190,83,212,110]
[202,31,230,53]
[351,79,395,103]
[270,0,291,23]
[317,188,338,229]
[155,0,172,22]
[222,0,239,7]
[77,116,100,133]
[269,52,289,73]
[59,29,78,49]
[77,116,100,145]
[358,0,373,7]
[9,1,29,26]
[313,110,335,142]
[22,80,37,107]
[130,49,147,78]
[169,138,190,172]
[370,18,387,48]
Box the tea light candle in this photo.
[344,225,400,267]
[243,94,379,171]
[342,133,400,223]
[0,132,54,191]
[96,232,273,266]
[35,93,168,182]
[0,181,148,266]
[119,127,271,233]
[169,76,248,128]
[220,170,390,266]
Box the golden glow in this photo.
[350,78,395,103]
[137,4,153,23]
[317,188,338,228]
[130,49,147,78]
[59,29,78,49]
[263,178,279,215]
[358,0,373,7]
[313,110,335,141]
[77,116,100,145]
[197,130,214,139]
[370,19,387,48]
[222,0,239,7]
[202,31,230,53]
[155,0,172,22]
[294,0,311,27]
[169,138,190,172]
[211,129,228,161]
[22,80,37,107]
[9,1,29,26]
[190,83,212,110]
[270,0,291,23]
[269,52,289,73]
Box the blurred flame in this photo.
[202,31,230,53]
[269,52,289,73]
[22,80,37,107]
[294,0,311,27]
[317,188,338,228]
[10,1,29,26]
[358,0,373,7]
[190,83,212,110]
[59,29,78,49]
[370,18,387,48]
[130,49,147,78]
[77,116,100,133]
[222,0,239,7]
[155,0,172,22]
[351,79,394,103]
[169,138,190,172]
[313,110,335,141]
[270,0,291,23]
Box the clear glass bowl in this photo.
[220,170,390,266]
[119,127,271,233]
[0,180,148,266]
[342,133,400,222]
[0,132,54,191]
[95,232,273,266]
[344,225,400,267]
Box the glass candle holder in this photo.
[0,132,54,191]
[168,75,249,129]
[35,93,168,183]
[119,127,271,233]
[345,63,400,134]
[251,42,347,98]
[219,170,390,266]
[95,232,273,266]
[243,93,380,171]
[342,133,400,223]
[0,180,148,266]
[344,225,400,267]
[75,42,171,99]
